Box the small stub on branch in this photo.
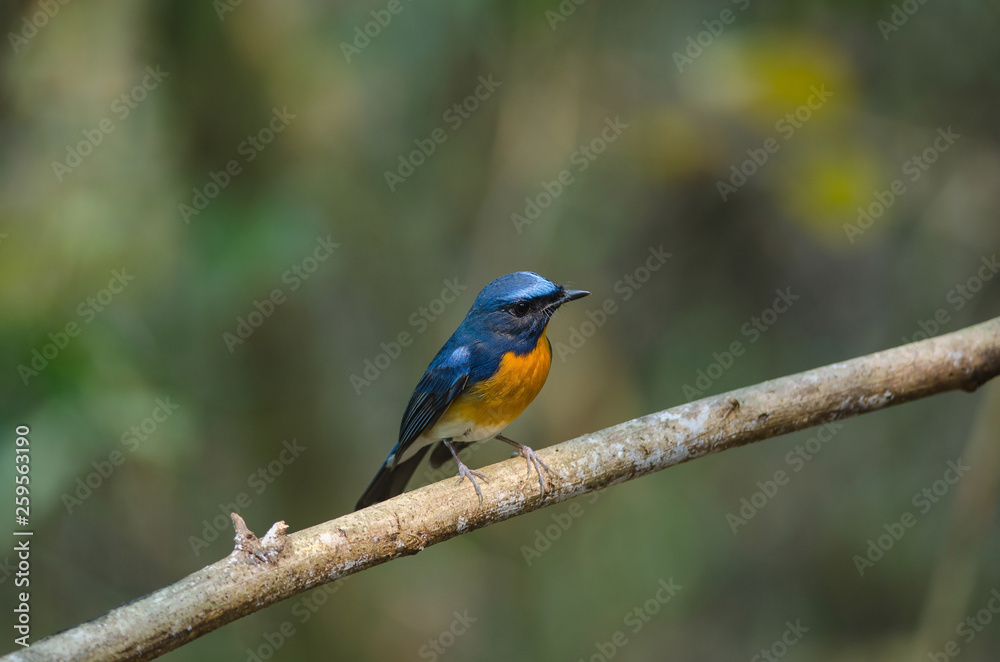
[230,513,288,564]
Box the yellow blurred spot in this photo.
[682,31,853,127]
[775,145,887,242]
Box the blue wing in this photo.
[391,341,473,465]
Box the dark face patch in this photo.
[480,288,569,346]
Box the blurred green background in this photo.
[2,0,999,660]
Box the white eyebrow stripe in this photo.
[502,276,556,301]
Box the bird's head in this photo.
[465,272,589,346]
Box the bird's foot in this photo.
[444,440,489,504]
[496,434,560,495]
[453,461,489,504]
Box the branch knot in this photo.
[231,513,288,565]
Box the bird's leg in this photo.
[495,433,559,495]
[444,439,489,504]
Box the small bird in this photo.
[355,272,589,510]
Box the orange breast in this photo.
[445,330,552,431]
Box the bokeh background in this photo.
[2,0,1000,660]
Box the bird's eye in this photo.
[510,302,530,317]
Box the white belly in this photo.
[396,419,505,463]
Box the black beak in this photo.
[559,288,590,304]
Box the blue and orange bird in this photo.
[355,272,589,510]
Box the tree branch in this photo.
[7,317,1000,661]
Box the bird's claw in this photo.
[497,434,560,496]
[518,445,557,494]
[454,463,489,504]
